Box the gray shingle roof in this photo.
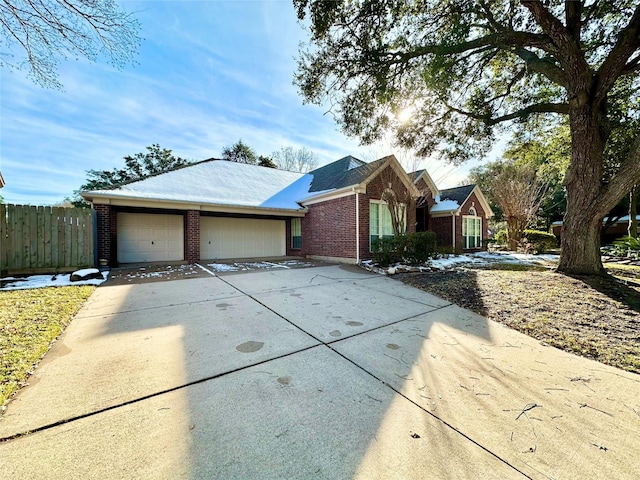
[308,155,386,192]
[439,184,476,205]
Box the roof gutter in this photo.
[82,192,308,216]
[299,184,365,206]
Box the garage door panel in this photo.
[200,217,285,259]
[117,213,184,263]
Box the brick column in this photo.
[185,210,200,264]
[93,204,113,266]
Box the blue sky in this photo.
[0,1,485,206]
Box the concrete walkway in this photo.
[1,264,638,479]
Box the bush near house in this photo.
[371,237,401,267]
[371,231,438,266]
[492,229,556,253]
[611,236,640,258]
[493,229,508,247]
[521,230,558,253]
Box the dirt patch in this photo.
[397,264,640,374]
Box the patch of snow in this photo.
[72,268,101,277]
[430,199,460,213]
[0,271,109,291]
[242,262,286,270]
[261,174,320,209]
[207,260,315,272]
[473,251,559,265]
[207,263,240,272]
[363,251,560,276]
[280,260,315,268]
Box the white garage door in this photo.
[117,213,184,263]
[200,217,285,259]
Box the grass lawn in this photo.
[398,261,640,374]
[0,286,95,407]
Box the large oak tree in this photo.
[0,0,140,88]
[294,0,640,275]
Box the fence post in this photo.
[0,204,7,277]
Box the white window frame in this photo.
[370,200,406,251]
[462,212,482,249]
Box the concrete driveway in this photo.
[1,264,639,479]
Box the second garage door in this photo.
[200,217,285,259]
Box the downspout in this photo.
[452,213,456,251]
[355,193,360,263]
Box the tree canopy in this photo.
[221,140,258,164]
[72,144,191,206]
[271,146,319,172]
[295,0,640,274]
[258,155,278,168]
[0,0,140,88]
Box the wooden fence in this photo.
[0,204,95,275]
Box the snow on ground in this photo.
[0,254,554,289]
[0,271,109,291]
[429,251,560,270]
[207,260,315,272]
[362,251,560,275]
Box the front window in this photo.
[370,201,402,249]
[462,214,482,249]
[291,218,302,249]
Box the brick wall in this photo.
[185,210,200,263]
[302,195,357,259]
[93,204,115,266]
[431,216,453,249]
[299,165,419,262]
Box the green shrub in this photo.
[371,237,401,266]
[612,236,640,258]
[521,229,558,253]
[404,231,437,265]
[371,231,438,266]
[493,229,508,245]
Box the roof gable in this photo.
[431,184,494,217]
[410,169,439,199]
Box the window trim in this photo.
[462,214,482,249]
[291,217,302,249]
[369,199,406,251]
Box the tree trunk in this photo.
[558,210,604,274]
[629,185,638,238]
[557,96,607,275]
[506,216,526,252]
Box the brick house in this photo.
[413,170,493,252]
[82,155,492,266]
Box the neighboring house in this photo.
[82,155,492,266]
[413,170,493,252]
[552,215,640,245]
[0,171,5,188]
